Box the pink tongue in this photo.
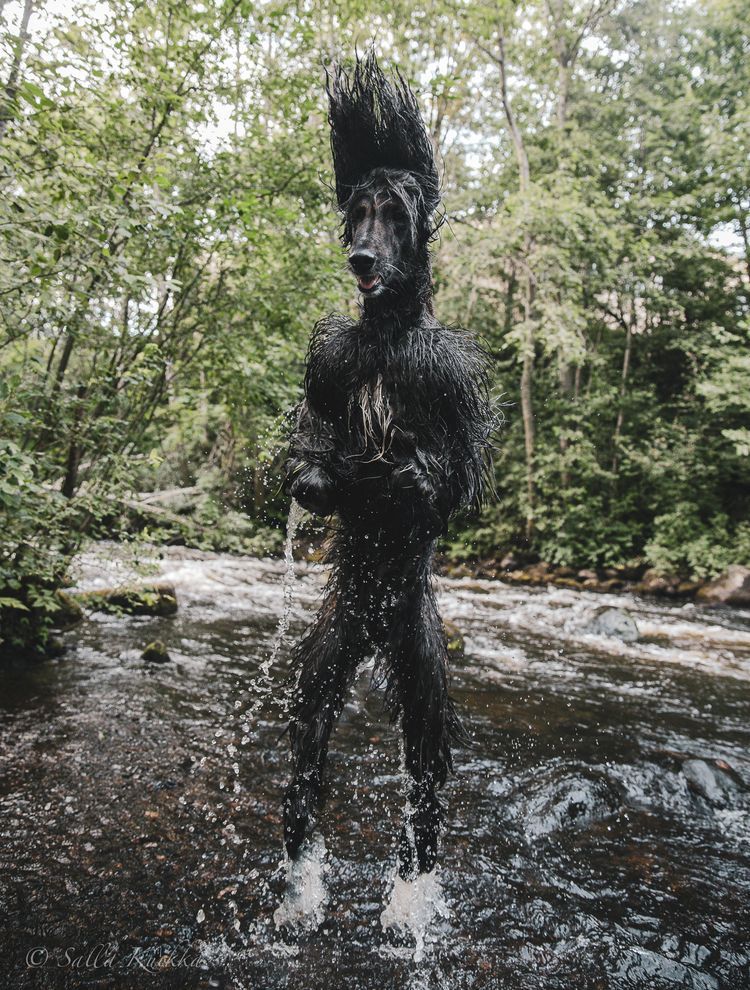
[360,276,377,289]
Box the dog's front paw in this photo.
[391,460,434,499]
[289,464,337,516]
[390,460,444,532]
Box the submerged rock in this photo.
[142,639,170,664]
[682,758,743,808]
[515,769,622,839]
[50,591,84,631]
[443,620,465,656]
[74,582,178,617]
[584,606,639,642]
[696,566,750,607]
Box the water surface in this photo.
[1,545,749,988]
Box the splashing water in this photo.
[260,497,304,684]
[232,498,304,788]
[380,868,449,963]
[379,739,450,961]
[273,833,329,933]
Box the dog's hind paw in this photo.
[380,867,449,962]
[273,833,329,935]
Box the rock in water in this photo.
[696,565,750,606]
[682,758,742,808]
[515,769,622,839]
[74,583,178,617]
[443,620,465,656]
[585,606,639,642]
[142,640,170,664]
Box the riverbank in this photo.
[437,555,750,606]
[100,488,750,608]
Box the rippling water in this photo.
[1,543,749,988]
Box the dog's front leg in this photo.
[285,398,341,516]
[287,461,337,516]
[389,453,445,536]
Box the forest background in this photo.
[1,0,749,653]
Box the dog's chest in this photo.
[329,327,436,454]
[349,374,397,451]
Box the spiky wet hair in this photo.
[326,52,441,228]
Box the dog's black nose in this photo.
[348,249,376,275]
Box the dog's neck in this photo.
[361,254,434,331]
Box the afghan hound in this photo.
[282,52,493,883]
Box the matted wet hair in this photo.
[326,51,441,223]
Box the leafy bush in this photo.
[0,440,76,656]
[645,508,750,579]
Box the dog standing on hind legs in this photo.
[281,52,493,894]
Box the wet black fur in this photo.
[282,52,493,879]
[327,53,441,220]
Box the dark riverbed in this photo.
[1,544,749,989]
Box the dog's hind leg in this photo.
[386,580,461,879]
[283,587,359,861]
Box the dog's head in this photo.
[342,167,427,297]
[327,52,441,299]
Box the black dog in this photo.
[283,53,493,881]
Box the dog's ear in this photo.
[326,51,440,217]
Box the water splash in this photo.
[380,868,449,962]
[381,738,450,961]
[259,497,304,685]
[273,833,329,933]
[232,498,303,789]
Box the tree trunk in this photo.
[557,310,575,488]
[520,290,536,539]
[612,312,633,474]
[735,198,750,287]
[0,0,34,143]
[61,385,87,499]
[497,31,530,195]
[496,29,535,537]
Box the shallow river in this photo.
[1,543,749,989]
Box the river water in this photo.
[1,543,749,988]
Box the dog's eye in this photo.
[384,202,407,224]
[351,205,367,224]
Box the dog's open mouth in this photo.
[356,274,381,293]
